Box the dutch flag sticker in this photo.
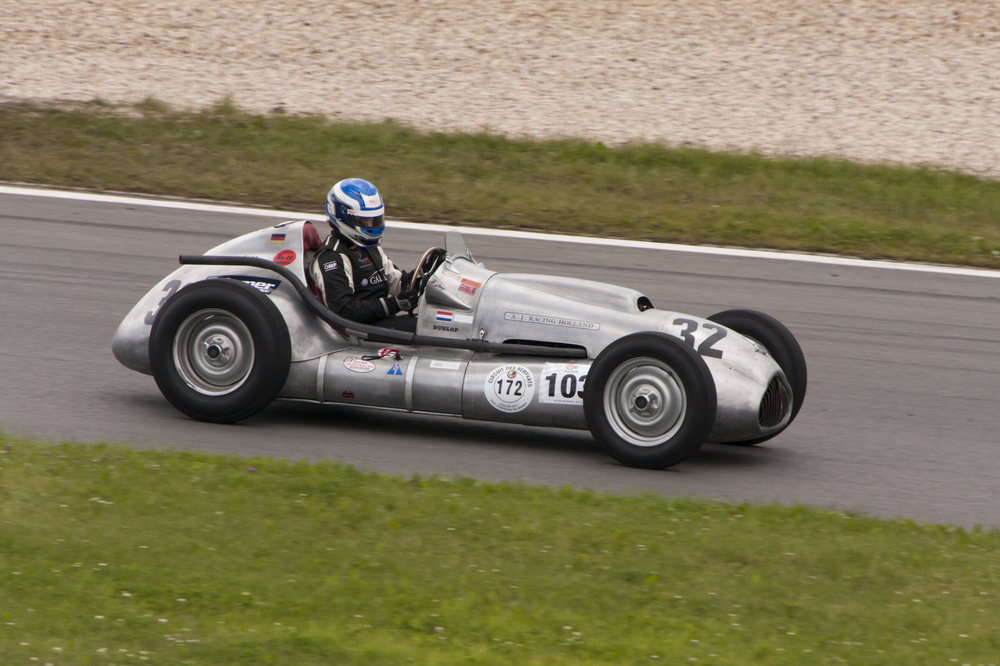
[436,311,453,322]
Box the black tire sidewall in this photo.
[584,333,716,469]
[149,279,291,423]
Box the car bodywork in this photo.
[114,220,800,464]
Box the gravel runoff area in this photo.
[2,0,1000,178]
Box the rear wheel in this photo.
[150,279,291,423]
[585,333,716,469]
[707,309,806,445]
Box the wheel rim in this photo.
[603,357,687,447]
[172,309,255,396]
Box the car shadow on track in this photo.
[685,442,780,469]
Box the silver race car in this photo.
[113,220,806,469]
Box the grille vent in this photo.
[758,377,791,428]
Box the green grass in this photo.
[1,438,998,665]
[2,99,1000,268]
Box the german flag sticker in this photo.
[270,233,286,244]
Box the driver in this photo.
[309,178,420,328]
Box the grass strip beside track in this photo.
[1,438,998,665]
[2,99,1000,268]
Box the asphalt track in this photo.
[1,188,998,527]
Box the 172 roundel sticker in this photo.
[484,364,534,413]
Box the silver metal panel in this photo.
[662,318,788,442]
[322,349,409,408]
[318,344,475,413]
[468,274,652,358]
[112,220,349,375]
[416,255,496,340]
[281,357,322,400]
[409,356,467,416]
[705,359,782,442]
[462,355,590,429]
[499,274,647,313]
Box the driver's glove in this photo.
[387,288,420,314]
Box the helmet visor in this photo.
[346,212,384,230]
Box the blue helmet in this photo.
[326,178,386,247]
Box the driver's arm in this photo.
[379,248,412,297]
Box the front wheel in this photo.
[149,279,291,423]
[584,333,716,469]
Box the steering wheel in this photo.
[409,247,446,292]
[405,247,446,314]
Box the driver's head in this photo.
[326,178,385,247]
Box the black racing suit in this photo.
[309,233,413,323]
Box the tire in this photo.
[149,279,291,423]
[707,309,807,446]
[584,333,716,469]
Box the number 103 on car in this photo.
[541,363,590,405]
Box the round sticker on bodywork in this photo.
[273,249,297,266]
[344,357,376,373]
[484,364,535,413]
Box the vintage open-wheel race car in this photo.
[113,220,806,469]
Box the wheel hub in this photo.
[203,335,232,365]
[605,357,687,447]
[173,309,255,396]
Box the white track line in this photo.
[4,184,1000,280]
